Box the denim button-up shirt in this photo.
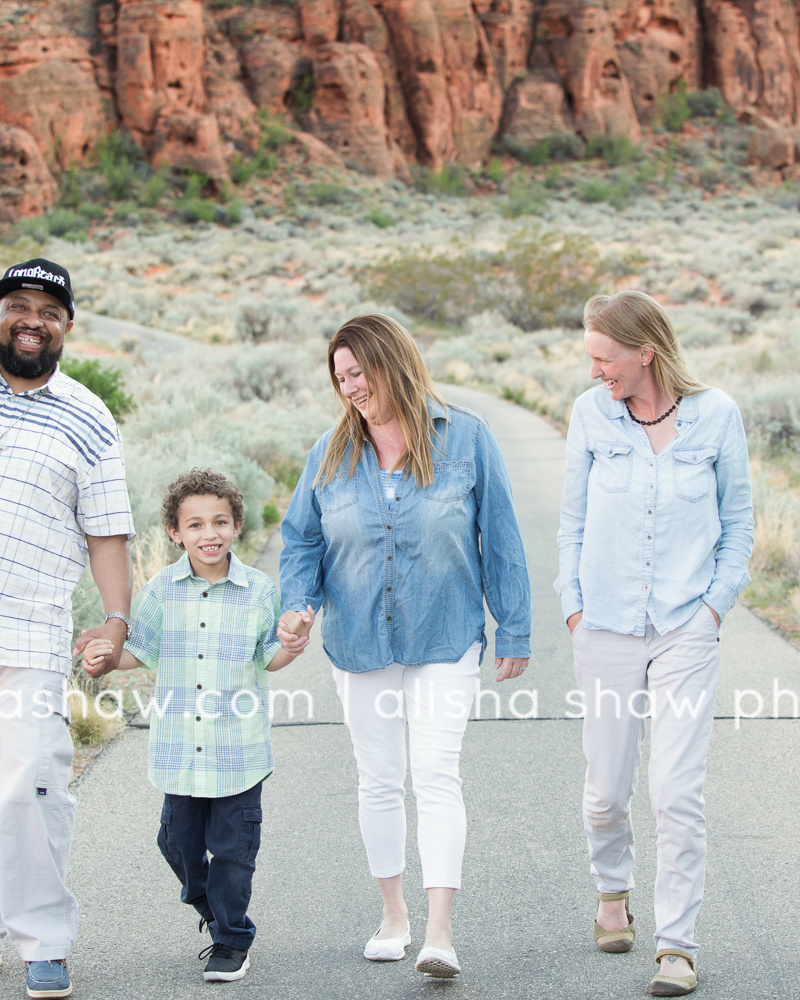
[555,386,754,635]
[280,401,531,672]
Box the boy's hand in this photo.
[277,605,315,655]
[79,635,116,678]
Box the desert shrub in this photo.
[364,208,396,227]
[262,501,280,526]
[305,182,349,205]
[178,198,217,223]
[143,165,170,208]
[95,130,146,201]
[738,376,800,453]
[367,230,620,331]
[258,114,293,150]
[687,87,731,121]
[17,208,87,242]
[659,81,691,132]
[504,179,547,217]
[60,358,135,420]
[290,73,315,120]
[413,163,469,197]
[576,174,635,210]
[484,157,504,183]
[525,133,585,165]
[584,136,641,167]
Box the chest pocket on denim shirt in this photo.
[316,470,359,513]
[673,448,716,502]
[424,461,472,502]
[591,441,633,492]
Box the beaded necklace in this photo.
[625,397,682,426]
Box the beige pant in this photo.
[572,604,721,957]
[0,666,78,961]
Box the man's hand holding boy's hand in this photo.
[79,636,116,678]
[277,605,315,656]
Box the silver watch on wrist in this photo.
[105,612,132,640]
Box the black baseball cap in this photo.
[0,258,74,319]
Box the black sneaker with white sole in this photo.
[198,943,250,982]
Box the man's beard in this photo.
[0,334,63,380]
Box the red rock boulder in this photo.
[0,125,58,224]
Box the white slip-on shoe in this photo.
[363,922,412,961]
[414,946,461,978]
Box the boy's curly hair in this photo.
[161,469,245,548]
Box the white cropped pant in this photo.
[0,666,78,961]
[332,644,480,889]
[572,604,721,958]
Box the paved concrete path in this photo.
[3,384,797,1000]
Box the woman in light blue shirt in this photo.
[279,314,531,978]
[555,291,753,997]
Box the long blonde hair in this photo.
[316,314,446,488]
[583,291,708,397]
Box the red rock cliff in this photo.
[1,0,800,216]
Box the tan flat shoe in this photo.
[593,890,635,953]
[649,949,698,996]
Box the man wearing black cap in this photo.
[0,259,135,998]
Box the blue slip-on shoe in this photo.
[26,960,73,998]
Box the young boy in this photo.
[82,469,312,983]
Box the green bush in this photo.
[525,133,585,165]
[59,359,135,420]
[585,135,641,167]
[484,157,504,183]
[262,501,280,527]
[143,165,170,208]
[306,182,349,205]
[259,116,293,150]
[686,87,728,119]
[659,81,691,132]
[95,131,146,201]
[176,198,215,223]
[504,179,547,218]
[364,208,396,228]
[368,230,621,331]
[414,163,469,197]
[291,74,315,120]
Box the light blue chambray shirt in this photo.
[280,401,531,672]
[555,386,754,636]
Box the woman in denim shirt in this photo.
[279,314,531,978]
[555,291,753,997]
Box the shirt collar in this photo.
[0,363,72,399]
[170,550,249,588]
[428,397,450,422]
[597,387,699,426]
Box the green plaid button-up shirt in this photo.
[125,551,282,798]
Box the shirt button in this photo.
[646,562,651,566]
[386,525,392,530]
[644,585,649,589]
[387,555,392,561]
[647,535,652,540]
[386,615,392,621]
[648,510,653,515]
[386,586,392,592]
[196,747,202,752]
[395,496,401,502]
[195,716,201,722]
[198,655,204,660]
[197,683,202,689]
[202,592,208,598]
[200,622,206,628]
